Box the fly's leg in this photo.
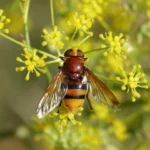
[86,95,93,111]
[57,101,62,113]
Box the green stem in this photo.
[97,16,111,31]
[0,32,26,47]
[46,59,61,65]
[67,0,72,12]
[84,47,109,54]
[76,34,91,47]
[0,32,57,59]
[23,0,31,48]
[66,28,78,49]
[50,0,55,26]
[56,48,62,57]
[95,73,115,81]
[45,67,52,82]
[37,50,57,59]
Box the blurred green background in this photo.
[0,0,150,150]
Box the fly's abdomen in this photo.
[62,84,87,112]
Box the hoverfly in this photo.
[37,48,119,118]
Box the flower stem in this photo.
[66,28,78,49]
[56,48,62,57]
[37,50,57,59]
[95,73,115,81]
[67,0,73,12]
[45,67,52,83]
[20,0,31,50]
[0,32,57,59]
[76,34,91,47]
[84,47,109,54]
[23,0,31,48]
[97,16,111,31]
[46,58,61,65]
[0,32,26,47]
[50,0,55,26]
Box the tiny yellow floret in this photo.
[99,32,128,59]
[16,48,47,80]
[0,10,11,33]
[41,26,64,49]
[116,65,148,102]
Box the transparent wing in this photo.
[36,70,67,118]
[85,67,119,107]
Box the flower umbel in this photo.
[16,48,47,80]
[68,12,93,33]
[109,119,129,141]
[41,26,64,49]
[99,32,128,59]
[116,65,148,102]
[54,105,83,133]
[0,9,11,33]
[78,0,107,19]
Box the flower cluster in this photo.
[0,9,11,33]
[96,53,124,75]
[31,114,104,149]
[41,26,64,49]
[67,12,93,34]
[78,0,107,19]
[109,119,129,141]
[91,104,109,120]
[99,32,128,59]
[36,105,83,133]
[16,48,47,80]
[116,65,148,102]
[55,106,83,133]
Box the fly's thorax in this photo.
[63,57,84,80]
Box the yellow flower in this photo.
[41,26,64,49]
[0,9,11,33]
[116,65,148,102]
[78,0,107,19]
[96,53,124,75]
[68,12,93,33]
[16,48,47,80]
[109,119,129,141]
[92,104,109,120]
[99,32,128,59]
[80,128,103,146]
[53,103,84,132]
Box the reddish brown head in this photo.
[61,48,87,80]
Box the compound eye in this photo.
[77,50,84,57]
[64,49,72,57]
